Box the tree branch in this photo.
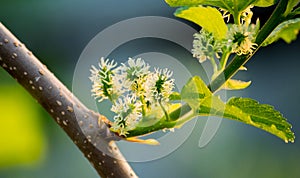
[0,22,137,178]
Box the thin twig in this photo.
[0,22,137,178]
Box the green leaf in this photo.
[181,76,212,110]
[227,97,295,143]
[262,18,300,46]
[284,0,300,16]
[175,6,227,39]
[165,0,256,10]
[204,0,257,13]
[223,79,252,90]
[253,0,278,7]
[294,6,300,15]
[198,95,230,116]
[166,0,258,15]
[198,96,295,143]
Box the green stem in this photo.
[174,109,195,126]
[219,51,230,71]
[208,0,289,93]
[255,0,288,44]
[233,12,241,25]
[140,94,147,116]
[210,57,219,74]
[159,101,170,121]
[126,103,192,137]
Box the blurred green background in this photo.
[0,1,299,177]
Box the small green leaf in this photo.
[175,6,227,39]
[263,18,300,46]
[227,97,295,143]
[181,76,212,110]
[239,66,248,71]
[223,79,252,90]
[253,0,278,7]
[294,6,300,15]
[125,137,160,145]
[284,0,300,16]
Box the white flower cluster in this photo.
[192,7,258,63]
[144,68,174,106]
[192,30,223,63]
[90,57,175,136]
[110,95,142,136]
[90,58,119,102]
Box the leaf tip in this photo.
[174,6,189,16]
[125,137,160,145]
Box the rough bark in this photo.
[0,22,137,178]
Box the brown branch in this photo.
[0,22,137,178]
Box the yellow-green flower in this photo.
[227,24,258,55]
